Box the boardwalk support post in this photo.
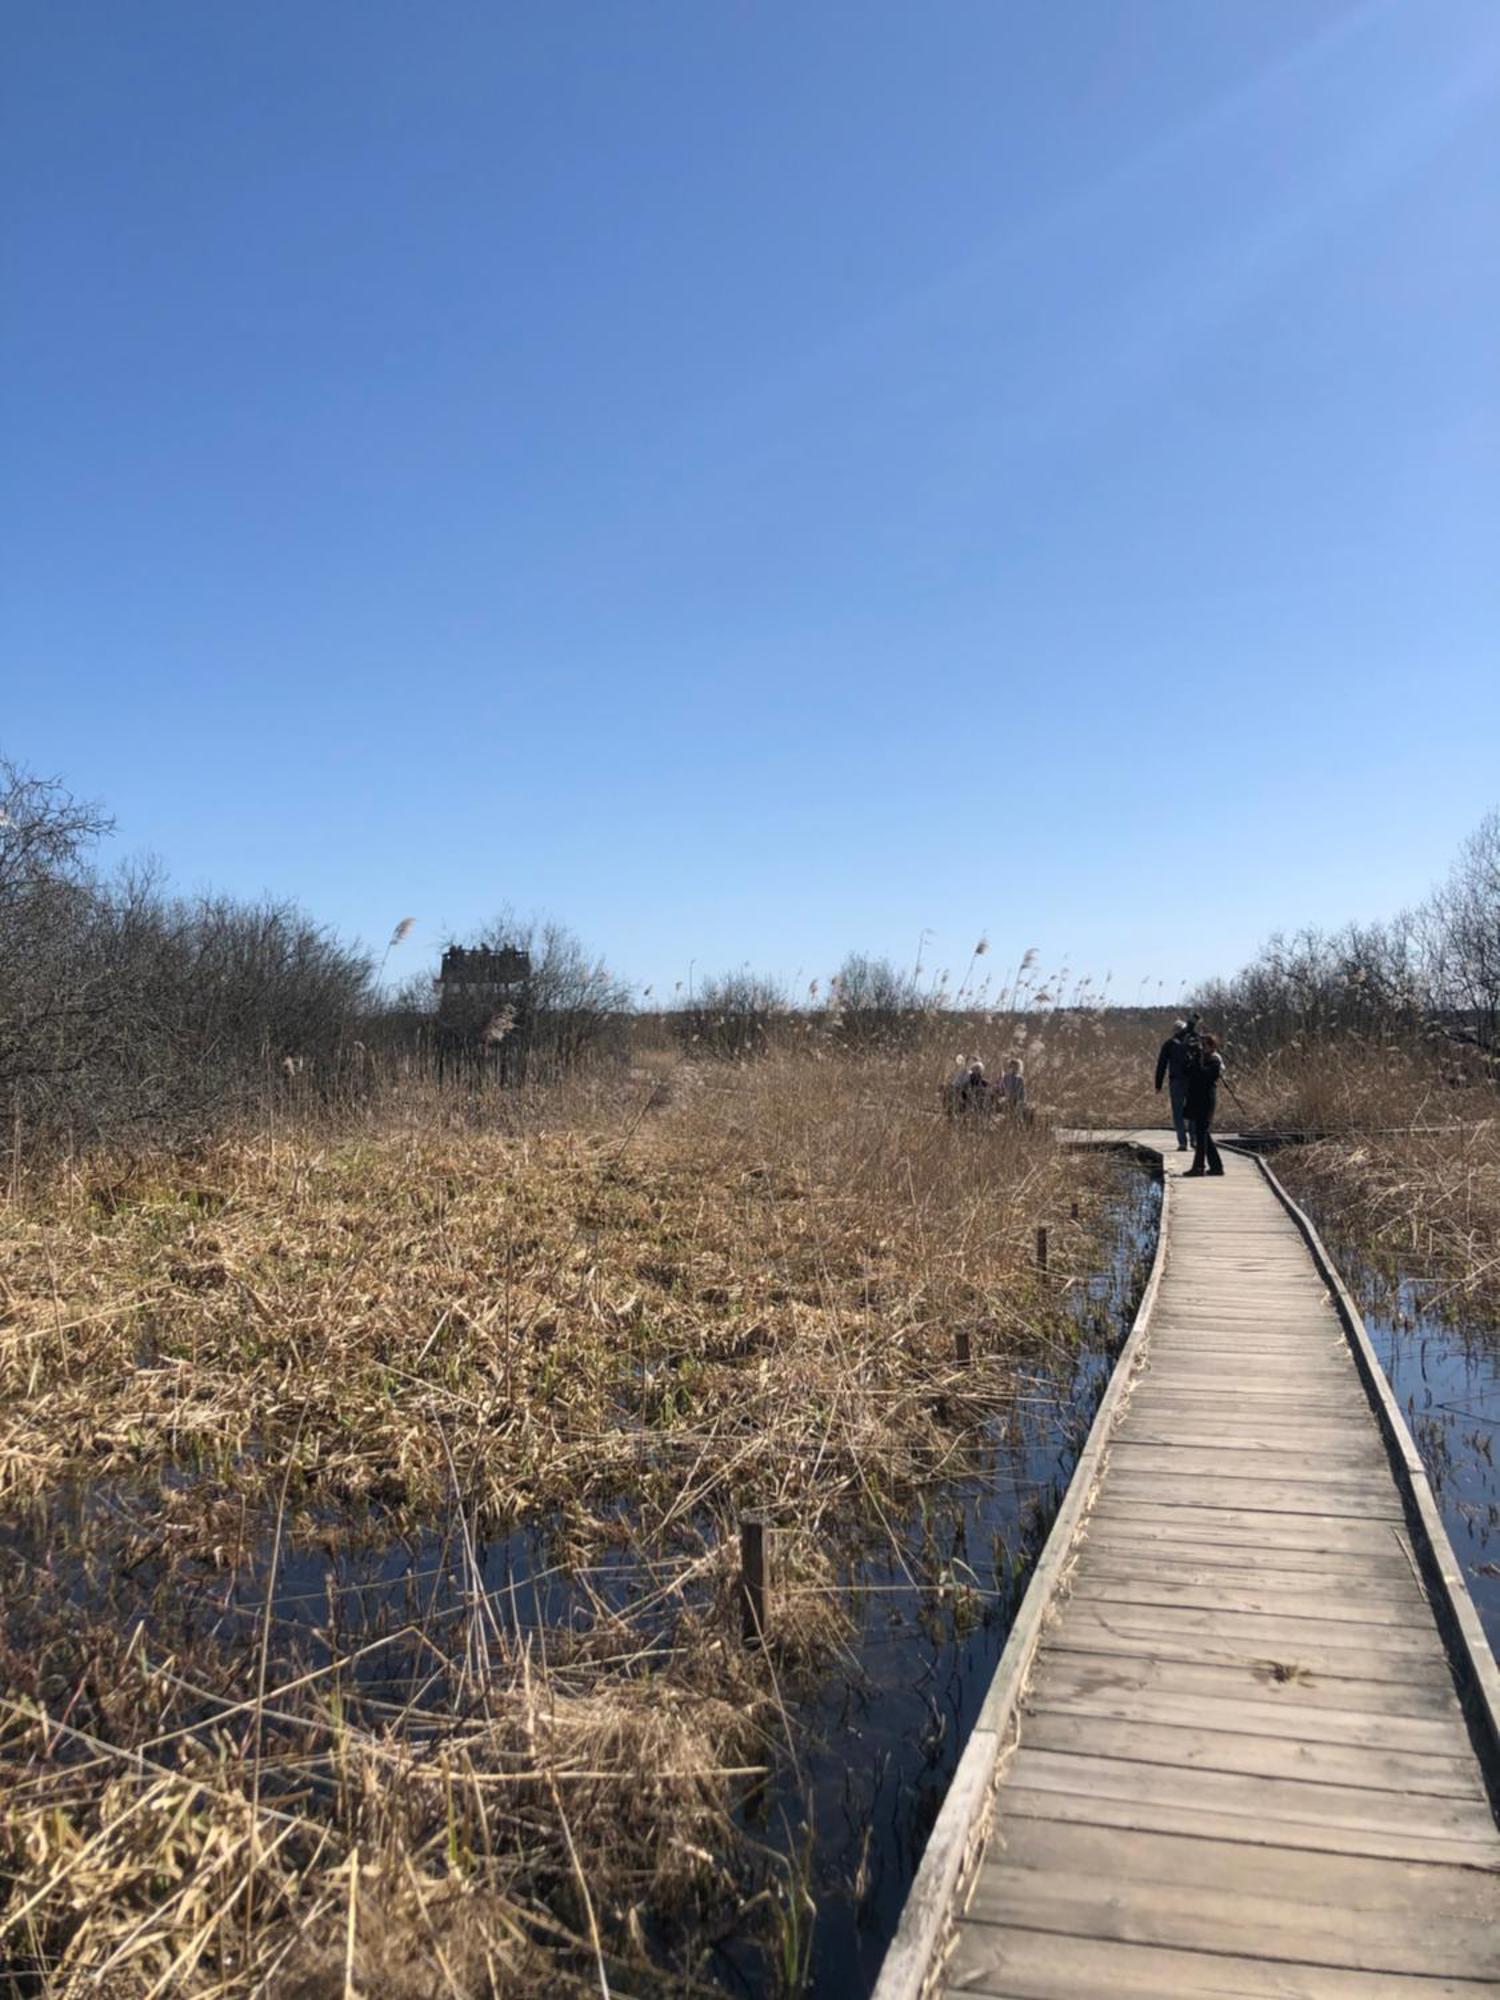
[1035,1225,1048,1272]
[739,1513,768,1647]
[955,1328,972,1366]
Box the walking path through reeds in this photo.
[877,1135,1500,2000]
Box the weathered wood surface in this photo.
[874,1134,1500,2000]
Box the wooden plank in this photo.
[1007,1747,1500,1847]
[983,1815,1500,1918]
[1137,1359,1356,1381]
[1022,1666,1471,1756]
[1001,1781,1500,1870]
[1029,1645,1467,1720]
[1018,1709,1487,1800]
[944,1923,1500,1997]
[1064,1575,1431,1630]
[1126,1388,1368,1409]
[1156,1264,1324,1273]
[1112,1442,1386,1469]
[1131,1369,1361,1386]
[1149,1313,1342,1326]
[1148,1326,1343,1338]
[1120,1397,1373,1419]
[1146,1313,1346,1320]
[1149,1301,1347,1316]
[1154,1291,1330,1304]
[1116,1423,1384,1452]
[1082,1503,1413,1554]
[1105,1445,1391,1485]
[1153,1307,1338,1317]
[1130,1372,1365,1393]
[1149,1317,1343,1335]
[1076,1533,1413,1581]
[1156,1279,1340,1289]
[1153,1303,1332,1312]
[1144,1361,1353,1376]
[1143,1359,1353,1373]
[963,1865,1500,1979]
[1119,1414,1368,1432]
[1049,1613,1455,1686]
[1138,1331,1347,1346]
[1144,1355,1355,1371]
[1122,1405,1382,1426]
[1144,1353,1355,1367]
[1072,1550,1420,1598]
[1098,1472,1406,1519]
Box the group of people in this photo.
[943,1054,1029,1120]
[936,1016,1228,1172]
[1154,1013,1227,1176]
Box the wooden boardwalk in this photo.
[875,1135,1500,2000]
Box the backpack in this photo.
[1178,1031,1204,1082]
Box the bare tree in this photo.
[1195,809,1500,1070]
[0,758,113,1098]
[2,754,379,1152]
[1429,810,1500,1049]
[828,952,924,1047]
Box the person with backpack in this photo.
[1154,1015,1201,1150]
[1183,1033,1226,1177]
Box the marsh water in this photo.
[1372,1298,1500,1651]
[1284,1197,1500,1658]
[758,1162,1161,1999]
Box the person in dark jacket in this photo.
[1183,1034,1225,1177]
[1154,1017,1200,1150]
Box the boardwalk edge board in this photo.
[868,1144,1172,2000]
[1242,1144,1500,1800]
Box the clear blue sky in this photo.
[5,1,1498,1003]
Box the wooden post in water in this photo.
[739,1513,768,1647]
[1035,1225,1049,1272]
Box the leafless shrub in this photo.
[826,952,928,1049]
[674,969,790,1059]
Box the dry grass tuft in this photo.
[1276,1116,1500,1318]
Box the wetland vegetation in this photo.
[3,762,1498,1996]
[0,1024,1158,1997]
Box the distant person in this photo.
[1183,1034,1225,1177]
[964,1060,991,1111]
[1154,1015,1201,1151]
[999,1057,1026,1113]
[942,1054,968,1117]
